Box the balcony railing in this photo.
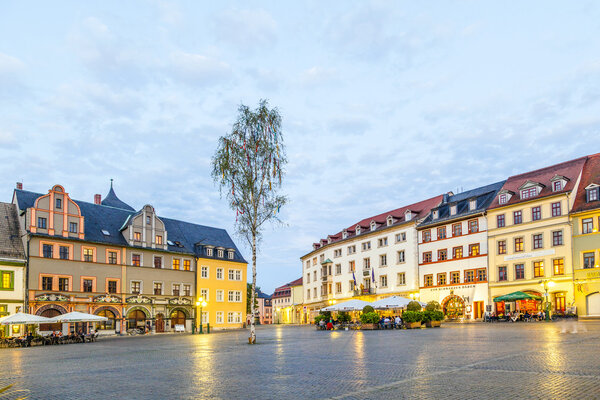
[363,270,371,276]
[353,288,374,296]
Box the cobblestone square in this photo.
[1,322,600,399]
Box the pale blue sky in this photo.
[1,1,600,293]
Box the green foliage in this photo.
[425,301,442,312]
[337,312,351,323]
[362,305,375,314]
[314,315,325,324]
[360,312,380,324]
[407,301,423,312]
[422,310,443,322]
[402,311,423,323]
[320,311,332,320]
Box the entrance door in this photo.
[555,293,566,313]
[473,301,484,319]
[156,313,165,333]
[587,293,600,316]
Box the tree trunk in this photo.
[249,233,257,344]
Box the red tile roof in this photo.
[288,277,303,287]
[572,153,600,213]
[488,156,587,209]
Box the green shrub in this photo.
[425,301,441,312]
[362,305,375,314]
[314,315,324,324]
[402,311,422,323]
[432,310,444,321]
[407,301,423,312]
[338,312,351,323]
[421,310,433,323]
[360,312,380,324]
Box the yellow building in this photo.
[570,154,600,317]
[487,157,586,315]
[196,254,247,330]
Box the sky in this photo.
[1,1,600,293]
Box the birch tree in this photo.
[212,100,287,344]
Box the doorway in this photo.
[156,313,165,333]
[473,301,484,319]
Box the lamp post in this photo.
[539,279,555,321]
[196,297,207,334]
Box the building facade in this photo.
[273,277,303,324]
[417,182,505,320]
[300,195,443,322]
[486,157,586,315]
[12,182,246,334]
[0,202,26,337]
[570,154,600,317]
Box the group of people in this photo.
[378,316,402,329]
[484,310,546,322]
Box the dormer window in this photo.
[356,226,361,235]
[587,186,599,202]
[228,251,234,259]
[432,210,439,219]
[405,210,412,221]
[550,175,568,192]
[217,249,224,258]
[553,181,562,191]
[387,216,393,226]
[370,221,376,231]
[450,205,457,216]
[206,248,213,256]
[499,194,507,204]
[469,200,476,210]
[342,230,348,239]
[521,187,538,199]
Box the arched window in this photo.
[170,310,186,327]
[39,309,62,331]
[96,309,116,330]
[127,310,147,330]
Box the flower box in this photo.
[405,321,422,329]
[425,320,441,328]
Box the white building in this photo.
[300,195,443,322]
[417,182,504,320]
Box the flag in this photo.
[352,272,357,288]
[372,267,377,288]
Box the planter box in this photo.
[361,323,378,330]
[405,321,422,329]
[425,321,441,328]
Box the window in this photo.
[349,261,355,272]
[43,244,53,258]
[499,194,507,204]
[468,220,478,234]
[227,312,242,323]
[201,266,208,278]
[155,235,163,245]
[498,240,506,255]
[58,277,69,291]
[69,222,78,233]
[423,252,432,263]
[334,249,342,257]
[378,238,388,247]
[422,230,431,243]
[588,187,599,202]
[552,231,563,246]
[362,241,371,251]
[306,274,310,283]
[132,254,141,267]
[38,217,47,229]
[216,290,224,302]
[312,257,317,266]
[216,311,224,324]
[533,261,544,278]
[131,281,141,294]
[146,216,151,224]
[513,211,522,225]
[553,259,564,275]
[42,276,53,290]
[497,214,505,228]
[228,251,234,259]
[379,254,387,267]
[452,223,462,237]
[347,245,356,255]
[363,258,370,268]
[438,249,448,261]
[397,251,405,263]
[469,244,480,257]
[531,206,541,221]
[437,227,446,239]
[228,270,242,281]
[335,282,342,293]
[59,246,69,260]
[533,234,543,249]
[450,271,460,284]
[450,205,457,215]
[206,248,213,257]
[55,198,62,209]
[108,251,118,265]
[514,237,524,252]
[134,232,141,241]
[183,285,191,296]
[216,268,223,280]
[83,279,93,293]
[183,260,191,271]
[395,232,406,242]
[217,249,224,258]
[553,181,562,191]
[170,284,180,296]
[515,264,525,280]
[0,271,13,290]
[452,246,463,259]
[108,280,117,294]
[172,259,180,270]
[521,187,538,199]
[154,256,162,269]
[437,273,446,286]
[551,202,562,217]
[465,270,475,283]
[228,291,242,302]
[83,248,94,262]
[424,274,433,287]
[313,288,317,298]
[582,218,594,234]
[469,199,477,210]
[154,282,163,295]
[476,269,487,282]
[201,288,209,301]
[397,272,406,285]
[380,275,387,288]
[498,266,507,281]
[335,264,342,275]
[313,271,317,281]
[584,253,596,269]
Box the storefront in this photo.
[420,283,489,320]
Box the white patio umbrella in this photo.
[48,311,108,323]
[370,296,426,310]
[0,312,54,325]
[321,299,372,312]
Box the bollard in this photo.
[192,324,195,334]
[207,323,210,334]
[199,324,203,334]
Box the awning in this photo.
[370,296,426,310]
[48,311,108,323]
[320,299,372,312]
[493,291,543,302]
[0,312,54,325]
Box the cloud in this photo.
[169,51,233,87]
[0,53,25,75]
[215,8,277,51]
[299,66,339,87]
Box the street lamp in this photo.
[539,279,555,321]
[196,297,207,333]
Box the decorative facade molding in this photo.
[94,294,122,303]
[126,295,152,304]
[35,293,68,302]
[168,297,192,306]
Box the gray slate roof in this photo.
[418,180,506,228]
[101,183,135,211]
[13,189,246,263]
[0,202,25,261]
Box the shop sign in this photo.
[504,249,555,261]
[423,284,476,292]
[586,270,600,279]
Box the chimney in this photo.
[16,182,22,190]
[94,194,102,205]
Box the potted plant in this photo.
[424,301,444,327]
[402,310,423,329]
[360,312,380,330]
